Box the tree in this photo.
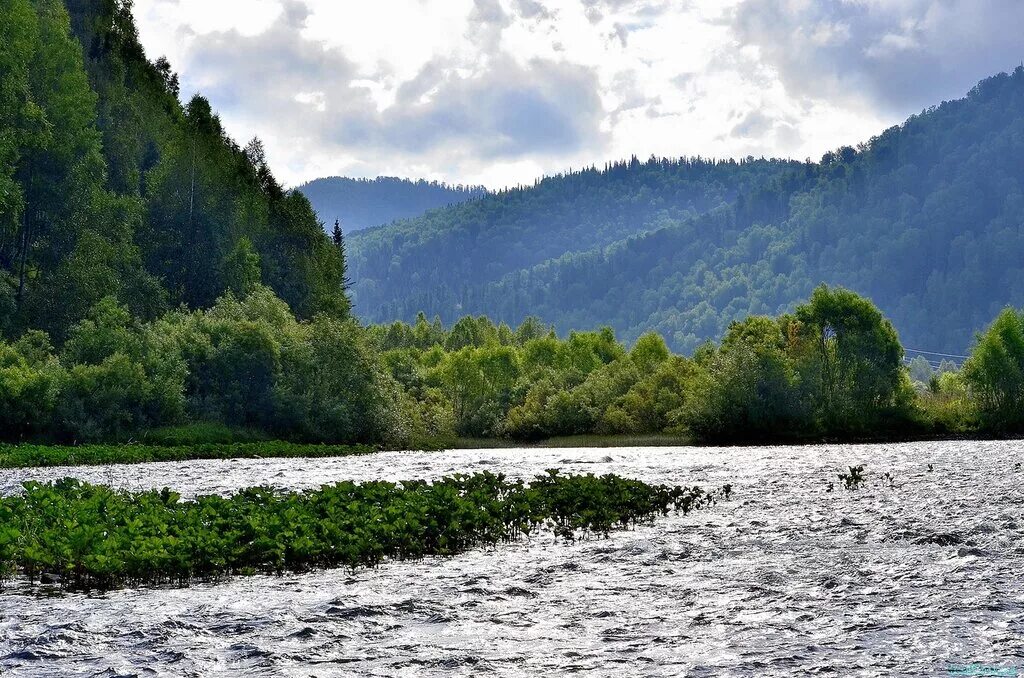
[676,316,801,441]
[793,285,910,433]
[962,308,1024,431]
[908,355,935,385]
[223,237,261,297]
[332,219,351,293]
[630,332,670,373]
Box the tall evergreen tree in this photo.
[332,219,351,294]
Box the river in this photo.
[1,441,1023,676]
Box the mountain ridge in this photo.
[349,67,1024,354]
[296,176,486,233]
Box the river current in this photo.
[1,441,1023,676]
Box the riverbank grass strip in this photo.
[0,471,713,590]
[0,442,377,469]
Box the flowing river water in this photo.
[1,441,1023,676]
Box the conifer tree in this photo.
[333,219,351,293]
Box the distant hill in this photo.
[348,68,1024,354]
[295,176,487,233]
[347,157,800,324]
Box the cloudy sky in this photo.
[134,0,1024,189]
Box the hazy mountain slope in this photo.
[348,157,801,321]
[444,68,1024,353]
[296,176,486,233]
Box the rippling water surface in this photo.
[2,441,1024,677]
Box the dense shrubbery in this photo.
[960,308,1024,432]
[0,287,406,445]
[0,472,713,590]
[5,283,1024,448]
[372,286,922,443]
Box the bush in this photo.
[962,308,1024,432]
[0,332,61,440]
[140,422,269,446]
[276,315,409,444]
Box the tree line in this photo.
[4,281,1019,445]
[369,286,1024,443]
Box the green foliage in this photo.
[676,316,803,441]
[962,308,1024,432]
[0,0,349,343]
[54,297,186,441]
[0,287,408,444]
[387,288,928,444]
[0,330,60,440]
[793,285,910,434]
[140,422,268,446]
[917,370,975,433]
[0,472,712,590]
[275,314,407,444]
[222,236,262,297]
[0,441,373,469]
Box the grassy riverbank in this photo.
[0,472,714,590]
[3,430,1009,470]
[0,441,377,469]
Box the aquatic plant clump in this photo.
[0,471,714,590]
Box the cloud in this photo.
[380,58,605,158]
[133,0,1021,188]
[513,0,552,20]
[176,0,607,184]
[732,0,1024,114]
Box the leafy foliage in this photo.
[962,308,1024,432]
[0,472,713,590]
[371,287,922,443]
[0,0,349,342]
[0,440,374,469]
[0,287,406,444]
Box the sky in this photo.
[134,0,1024,189]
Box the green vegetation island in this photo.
[0,472,716,590]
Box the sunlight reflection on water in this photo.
[1,441,1023,676]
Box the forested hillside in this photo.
[348,157,801,324]
[0,0,348,341]
[296,176,486,233]
[350,68,1024,354]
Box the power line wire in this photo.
[903,347,969,359]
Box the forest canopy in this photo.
[0,0,349,342]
